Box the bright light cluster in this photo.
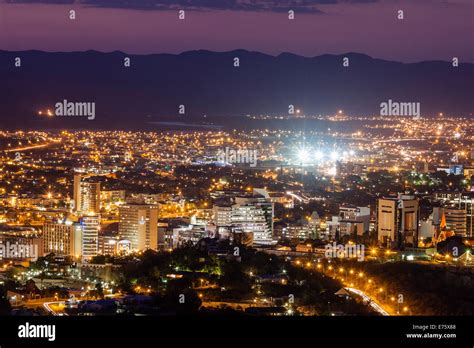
[295,146,356,165]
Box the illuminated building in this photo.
[80,215,100,259]
[43,220,82,257]
[443,208,467,236]
[253,188,294,208]
[282,224,313,240]
[212,194,274,245]
[339,205,370,237]
[98,234,119,255]
[118,204,158,251]
[73,174,101,214]
[232,195,274,245]
[213,204,232,231]
[377,195,419,248]
[100,190,126,205]
[435,192,474,237]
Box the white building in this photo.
[80,214,100,260]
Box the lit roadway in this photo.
[43,301,68,316]
[4,143,51,153]
[345,287,390,316]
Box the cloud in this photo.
[4,0,381,12]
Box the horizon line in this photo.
[0,49,472,65]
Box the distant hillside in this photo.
[0,50,473,129]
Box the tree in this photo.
[95,282,104,299]
[0,285,11,315]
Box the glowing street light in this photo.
[297,148,310,164]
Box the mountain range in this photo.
[0,49,473,129]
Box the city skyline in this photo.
[0,1,473,346]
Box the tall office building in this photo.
[339,205,371,237]
[232,195,274,245]
[118,204,159,251]
[435,192,473,237]
[43,219,82,257]
[74,174,101,214]
[80,215,100,259]
[212,204,233,234]
[444,208,467,236]
[377,195,419,248]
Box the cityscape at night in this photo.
[1,114,474,317]
[0,0,473,346]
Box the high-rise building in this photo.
[435,192,474,237]
[444,208,467,236]
[98,234,119,255]
[377,195,419,248]
[232,195,274,245]
[43,219,82,257]
[339,205,370,237]
[212,204,232,230]
[118,204,159,251]
[74,174,100,214]
[80,215,100,259]
[212,192,274,245]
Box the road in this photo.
[345,287,390,316]
[43,301,67,316]
[4,143,51,152]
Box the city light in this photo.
[297,148,310,164]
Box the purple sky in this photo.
[0,0,473,62]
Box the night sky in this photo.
[0,0,473,62]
